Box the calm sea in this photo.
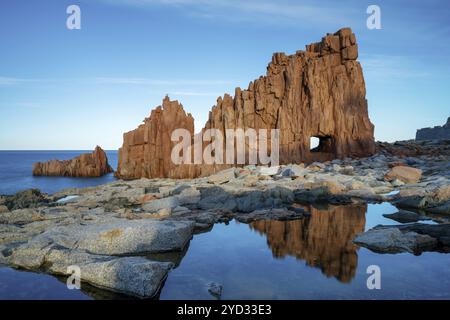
[0,151,118,195]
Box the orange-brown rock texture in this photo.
[33,146,113,177]
[116,28,375,180]
[116,97,196,179]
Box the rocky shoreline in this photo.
[1,140,449,298]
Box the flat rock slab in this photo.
[395,223,450,247]
[1,245,172,298]
[353,227,437,254]
[26,219,195,255]
[383,210,431,224]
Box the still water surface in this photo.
[1,202,449,300]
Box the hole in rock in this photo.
[310,136,334,153]
[310,137,320,151]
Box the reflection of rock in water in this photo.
[249,204,367,283]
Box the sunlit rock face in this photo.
[116,97,197,179]
[116,27,375,179]
[249,204,367,283]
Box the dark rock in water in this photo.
[383,210,431,223]
[353,227,437,254]
[392,184,450,214]
[294,188,353,205]
[416,117,450,141]
[3,189,51,211]
[428,201,450,215]
[396,223,450,247]
[207,282,223,299]
[198,186,294,213]
[354,223,450,254]
[235,207,304,224]
[393,196,432,210]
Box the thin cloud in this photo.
[360,54,431,79]
[96,0,358,26]
[0,77,44,86]
[169,91,221,97]
[0,76,233,87]
[95,77,234,86]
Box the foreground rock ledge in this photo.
[1,139,449,298]
[0,218,194,298]
[33,146,113,177]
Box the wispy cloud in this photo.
[169,91,221,97]
[96,0,358,26]
[360,54,431,79]
[0,76,234,87]
[95,77,233,86]
[0,77,44,86]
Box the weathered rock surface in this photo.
[377,139,450,157]
[28,219,194,255]
[416,117,450,141]
[354,222,450,254]
[353,227,437,254]
[33,146,113,177]
[393,184,450,214]
[384,166,422,184]
[1,245,172,298]
[383,210,431,224]
[116,97,195,179]
[116,28,375,179]
[2,189,51,211]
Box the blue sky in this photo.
[0,0,449,150]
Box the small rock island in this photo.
[32,146,113,177]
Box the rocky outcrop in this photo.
[116,27,375,179]
[353,227,437,254]
[416,117,450,141]
[2,189,51,211]
[377,139,450,157]
[354,223,450,254]
[33,146,113,177]
[116,97,196,179]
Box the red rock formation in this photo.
[116,28,376,179]
[33,146,113,177]
[116,97,196,179]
